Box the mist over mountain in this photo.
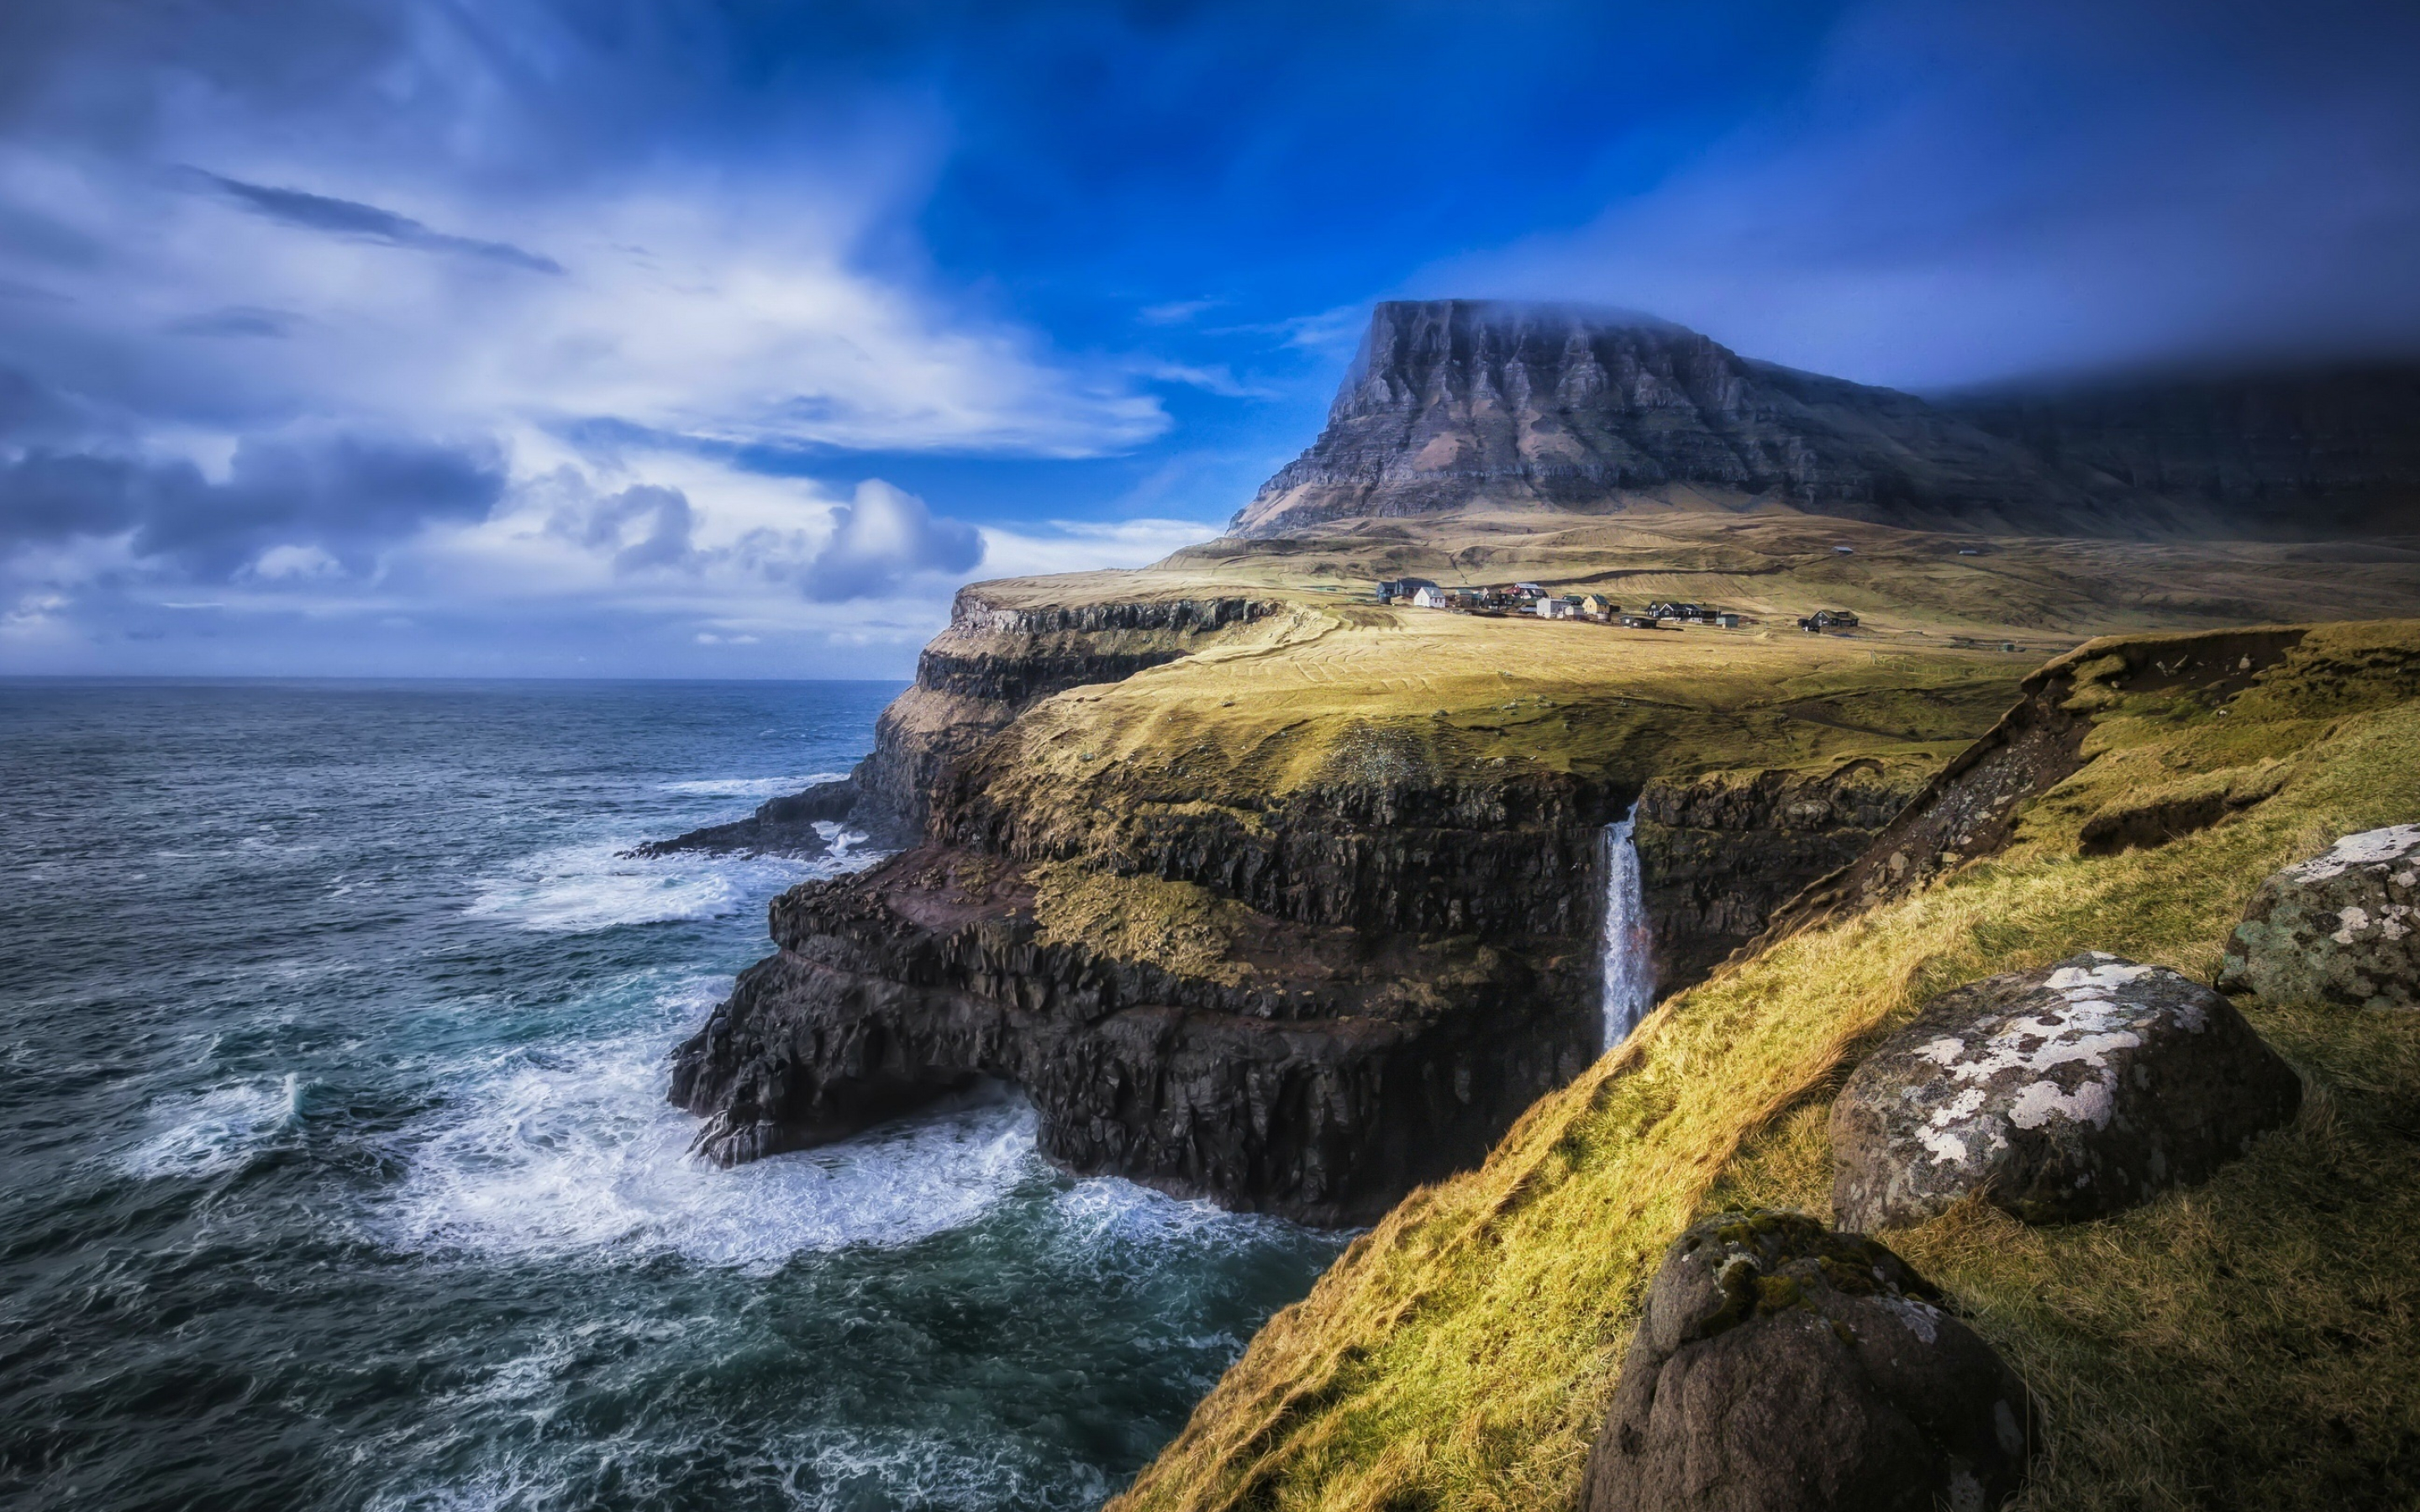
[1232,300,2420,541]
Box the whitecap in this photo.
[463,842,822,932]
[121,1073,302,1179]
[657,771,847,800]
[378,1021,1041,1272]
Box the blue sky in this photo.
[3,0,2416,678]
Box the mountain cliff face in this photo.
[1944,364,2420,538]
[1231,300,2420,541]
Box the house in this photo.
[1410,585,1450,610]
[1797,608,1861,633]
[1578,595,1612,618]
[1376,576,1439,602]
[1535,596,1574,619]
[1618,614,1660,629]
[1714,612,1743,628]
[1646,601,1712,623]
[1513,582,1545,597]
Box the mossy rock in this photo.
[1581,1210,2035,1512]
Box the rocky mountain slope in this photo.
[1944,362,2420,539]
[1231,300,2420,541]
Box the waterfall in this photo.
[1599,809,1658,1049]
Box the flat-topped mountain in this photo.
[1231,299,2420,540]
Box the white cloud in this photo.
[0,145,1171,458]
[245,543,345,580]
[974,516,1222,580]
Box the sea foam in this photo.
[656,771,848,799]
[121,1073,302,1179]
[378,1005,1040,1272]
[463,842,824,932]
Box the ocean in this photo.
[0,679,1342,1511]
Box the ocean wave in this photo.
[462,842,823,932]
[377,1023,1041,1272]
[365,1419,1110,1512]
[120,1073,302,1179]
[656,771,848,800]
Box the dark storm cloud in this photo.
[1438,0,2420,385]
[190,172,564,274]
[0,432,506,576]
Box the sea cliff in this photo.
[664,579,2018,1221]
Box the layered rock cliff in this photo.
[1230,300,2420,541]
[660,586,1980,1221]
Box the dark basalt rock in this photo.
[1581,1211,2036,1512]
[1831,953,2302,1230]
[1634,762,1920,986]
[667,848,1596,1225]
[627,779,856,859]
[2218,824,2420,1008]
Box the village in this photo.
[1373,577,1862,635]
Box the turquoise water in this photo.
[0,680,1343,1511]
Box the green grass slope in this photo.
[1110,619,2420,1512]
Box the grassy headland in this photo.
[1107,618,2420,1512]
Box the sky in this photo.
[2,0,2416,678]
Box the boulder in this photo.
[2217,824,2420,1008]
[1580,1211,2034,1512]
[1831,952,2300,1229]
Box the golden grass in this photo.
[981,603,2021,824]
[1032,862,1260,987]
[1119,505,2420,647]
[1110,619,2420,1512]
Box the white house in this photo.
[1411,585,1450,610]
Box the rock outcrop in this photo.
[629,779,854,859]
[1581,1211,2035,1512]
[668,847,1596,1224]
[2218,825,2420,1008]
[1831,953,2302,1230]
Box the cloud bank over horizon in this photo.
[1,0,2413,675]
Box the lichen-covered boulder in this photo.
[1831,952,2300,1230]
[1580,1211,2034,1512]
[2217,824,2420,1008]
